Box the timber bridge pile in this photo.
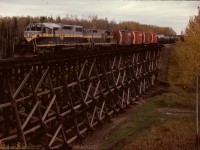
[0,46,160,149]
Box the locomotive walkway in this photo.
[0,45,160,149]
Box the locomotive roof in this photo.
[27,22,83,30]
[42,23,61,29]
[59,24,83,28]
[27,22,61,29]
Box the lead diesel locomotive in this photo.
[13,22,175,57]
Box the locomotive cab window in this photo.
[31,26,41,31]
[31,26,36,31]
[37,26,42,31]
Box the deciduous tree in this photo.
[174,8,200,87]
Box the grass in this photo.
[124,118,196,150]
[155,87,196,109]
[100,87,197,150]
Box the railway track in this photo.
[0,45,160,149]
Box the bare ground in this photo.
[157,44,171,82]
[157,107,195,116]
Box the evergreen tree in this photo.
[40,16,46,23]
[56,16,61,23]
[12,17,18,36]
[0,20,5,33]
[26,16,30,26]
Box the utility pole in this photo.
[196,76,199,150]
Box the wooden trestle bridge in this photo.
[0,46,160,149]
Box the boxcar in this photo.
[143,32,152,44]
[132,31,143,44]
[113,30,132,45]
[151,33,158,44]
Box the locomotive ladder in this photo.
[0,46,160,149]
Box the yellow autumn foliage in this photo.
[174,9,200,87]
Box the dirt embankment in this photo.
[157,44,172,82]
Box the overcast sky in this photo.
[0,0,199,34]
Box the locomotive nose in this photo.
[24,32,32,38]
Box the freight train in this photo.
[13,22,176,57]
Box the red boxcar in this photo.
[151,33,158,44]
[113,30,132,45]
[132,31,143,44]
[143,32,152,44]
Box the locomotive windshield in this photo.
[30,25,42,31]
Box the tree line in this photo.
[0,15,176,36]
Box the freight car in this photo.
[157,34,176,44]
[13,22,175,57]
[111,30,158,46]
